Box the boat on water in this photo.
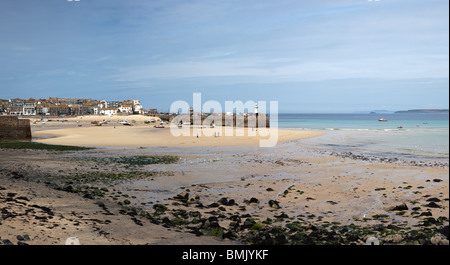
[378,118,388,122]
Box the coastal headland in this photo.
[0,115,448,245]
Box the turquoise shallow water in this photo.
[277,113,449,161]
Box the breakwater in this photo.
[165,114,270,128]
[0,116,32,140]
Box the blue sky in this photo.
[0,0,448,113]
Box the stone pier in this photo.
[0,116,32,140]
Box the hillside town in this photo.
[0,97,271,129]
[0,97,159,116]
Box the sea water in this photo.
[278,113,449,162]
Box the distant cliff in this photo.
[395,109,449,114]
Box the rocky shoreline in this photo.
[324,150,449,168]
[0,144,448,245]
[123,191,449,245]
[2,167,448,245]
[0,168,229,245]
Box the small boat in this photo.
[397,126,403,129]
[378,118,388,122]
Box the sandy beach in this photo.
[0,115,448,245]
[31,115,323,147]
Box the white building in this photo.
[42,107,50,115]
[132,99,143,114]
[101,108,117,116]
[23,103,36,115]
[118,105,133,114]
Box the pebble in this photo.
[249,197,259,203]
[268,200,281,209]
[2,239,14,245]
[425,202,441,208]
[420,211,433,217]
[431,234,449,245]
[365,237,380,245]
[385,234,403,243]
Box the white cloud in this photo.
[111,60,266,81]
[109,50,448,85]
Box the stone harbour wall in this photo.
[0,116,32,140]
[173,114,271,128]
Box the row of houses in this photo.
[0,97,158,116]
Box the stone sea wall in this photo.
[165,114,271,128]
[0,116,32,140]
